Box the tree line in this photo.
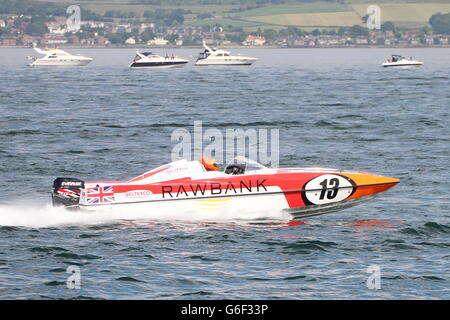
[0,0,106,21]
[429,13,450,34]
[104,8,190,26]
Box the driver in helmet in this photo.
[200,157,220,171]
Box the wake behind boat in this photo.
[382,54,423,68]
[195,42,258,66]
[129,51,189,68]
[27,45,92,66]
[51,156,399,219]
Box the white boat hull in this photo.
[70,192,379,221]
[129,61,188,68]
[76,192,292,220]
[195,57,257,66]
[382,61,423,68]
[30,58,92,67]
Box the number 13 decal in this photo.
[303,174,354,205]
[319,178,340,200]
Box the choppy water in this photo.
[0,48,449,299]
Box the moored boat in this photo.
[129,51,189,68]
[195,41,258,66]
[382,55,423,68]
[27,45,92,66]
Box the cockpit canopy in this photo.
[198,48,230,59]
[198,51,210,59]
[224,156,267,175]
[135,52,160,61]
[391,54,405,62]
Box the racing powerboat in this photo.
[129,51,189,68]
[195,42,258,66]
[382,55,423,68]
[51,157,399,219]
[27,45,93,66]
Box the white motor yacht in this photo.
[382,55,423,68]
[129,51,189,68]
[195,41,258,66]
[27,45,93,66]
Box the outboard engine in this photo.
[52,177,84,207]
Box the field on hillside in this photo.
[241,11,364,27]
[186,18,263,28]
[352,3,450,28]
[83,4,234,15]
[236,3,351,17]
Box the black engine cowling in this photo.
[52,177,84,207]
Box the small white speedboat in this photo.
[27,45,92,66]
[382,55,423,68]
[195,41,258,66]
[129,51,189,68]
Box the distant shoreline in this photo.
[1,44,450,49]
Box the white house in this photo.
[125,37,136,45]
[45,21,68,35]
[243,35,266,46]
[147,37,169,45]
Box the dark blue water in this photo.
[0,48,449,299]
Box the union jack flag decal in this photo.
[86,186,115,204]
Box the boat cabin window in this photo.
[140,52,160,59]
[199,51,210,59]
[391,55,403,62]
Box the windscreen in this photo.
[226,156,266,171]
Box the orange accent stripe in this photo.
[347,182,399,200]
[341,173,400,186]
